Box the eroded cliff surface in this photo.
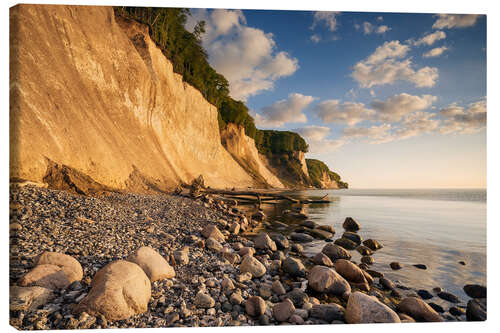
[220,123,284,188]
[10,5,256,192]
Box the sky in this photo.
[186,9,487,188]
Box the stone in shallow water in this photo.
[307,265,351,296]
[463,284,486,299]
[321,243,351,261]
[356,245,373,256]
[413,264,427,270]
[397,297,443,322]
[466,298,486,321]
[346,291,400,323]
[313,252,333,267]
[342,217,360,231]
[307,228,333,240]
[342,232,362,245]
[390,262,402,270]
[437,291,460,303]
[417,290,433,300]
[362,239,383,251]
[290,233,314,243]
[428,302,444,313]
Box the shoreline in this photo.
[9,184,485,329]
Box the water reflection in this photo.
[253,189,486,305]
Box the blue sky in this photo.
[186,10,486,188]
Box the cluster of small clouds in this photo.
[186,9,298,101]
[351,40,439,88]
[354,22,391,35]
[432,14,481,29]
[309,11,341,43]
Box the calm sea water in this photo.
[259,188,486,306]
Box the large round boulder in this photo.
[74,260,151,321]
[334,238,357,250]
[466,298,486,321]
[334,259,366,284]
[35,252,83,284]
[363,239,383,251]
[397,297,444,322]
[343,217,360,231]
[282,257,306,278]
[342,232,362,245]
[240,255,266,278]
[18,264,70,290]
[346,291,400,323]
[307,265,351,296]
[126,246,175,281]
[321,243,351,261]
[463,284,486,299]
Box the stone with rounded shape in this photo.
[437,291,460,303]
[313,252,333,267]
[240,255,266,278]
[390,262,402,270]
[322,243,351,261]
[379,277,395,290]
[466,298,486,321]
[463,284,486,299]
[270,234,290,250]
[356,245,373,256]
[10,286,55,312]
[290,233,314,243]
[334,238,357,250]
[361,270,374,285]
[366,270,383,278]
[35,252,83,284]
[397,297,444,322]
[273,298,295,322]
[317,225,335,234]
[343,217,360,231]
[334,259,366,284]
[363,239,383,251]
[283,257,306,278]
[289,314,304,324]
[245,296,266,317]
[301,220,317,229]
[346,292,401,323]
[398,313,416,323]
[18,264,70,290]
[413,264,427,270]
[239,247,255,257]
[361,256,374,265]
[194,291,215,308]
[310,303,345,322]
[201,224,225,242]
[417,290,433,300]
[126,246,175,281]
[74,260,151,321]
[307,228,334,240]
[254,233,277,251]
[307,265,351,295]
[342,232,362,245]
[272,280,286,295]
[286,289,309,308]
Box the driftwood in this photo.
[201,188,331,204]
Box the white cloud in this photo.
[313,100,375,125]
[365,40,410,64]
[376,25,391,34]
[423,46,449,58]
[432,14,481,29]
[371,93,437,122]
[294,126,346,153]
[342,124,392,141]
[439,99,486,134]
[311,11,341,32]
[310,34,321,43]
[254,93,316,128]
[186,9,299,101]
[413,31,446,46]
[377,16,384,22]
[363,22,374,34]
[392,111,440,139]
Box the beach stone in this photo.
[413,264,427,270]
[251,211,266,222]
[173,247,189,265]
[466,298,486,321]
[363,239,383,251]
[397,297,444,322]
[126,246,175,281]
[289,314,304,324]
[317,225,335,234]
[342,232,362,245]
[272,280,286,295]
[254,233,277,251]
[342,217,360,231]
[229,222,240,235]
[433,287,443,293]
[334,238,357,250]
[74,260,151,321]
[18,264,70,290]
[463,284,486,299]
[282,257,306,278]
[310,303,345,322]
[286,289,309,308]
[9,286,55,312]
[270,234,290,249]
[459,261,466,265]
[237,272,252,283]
[366,270,383,278]
[307,228,334,240]
[361,256,374,265]
[346,291,400,323]
[259,284,272,299]
[201,224,225,242]
[206,237,223,252]
[290,233,314,243]
[239,247,256,257]
[273,299,295,322]
[361,270,374,285]
[428,302,444,313]
[10,222,23,231]
[449,306,466,316]
[398,313,416,323]
[301,220,317,229]
[313,252,333,267]
[417,290,433,300]
[437,291,460,303]
[222,251,240,265]
[307,265,351,295]
[390,262,402,270]
[321,243,351,261]
[245,296,266,317]
[195,291,215,308]
[240,255,266,278]
[356,245,372,256]
[34,252,83,284]
[334,259,367,284]
[291,243,304,253]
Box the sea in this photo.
[258,188,486,305]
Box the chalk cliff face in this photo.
[220,124,284,188]
[317,172,340,189]
[10,5,256,192]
